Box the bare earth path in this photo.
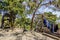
[0,28,58,40]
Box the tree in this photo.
[44,12,57,23]
[0,0,26,29]
[30,0,60,31]
[0,0,43,30]
[0,0,36,30]
[30,0,43,31]
[0,0,59,31]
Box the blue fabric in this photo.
[43,19,55,33]
[50,24,54,33]
[51,26,54,33]
[43,19,47,25]
[47,22,51,29]
[43,19,51,29]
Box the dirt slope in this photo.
[0,28,56,40]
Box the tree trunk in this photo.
[30,3,41,31]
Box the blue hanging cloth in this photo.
[47,21,51,29]
[43,19,47,27]
[50,24,54,33]
[43,19,51,29]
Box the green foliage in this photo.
[44,12,57,23]
[3,0,25,14]
[0,14,2,21]
[58,23,60,28]
[0,0,55,30]
[57,0,60,5]
[15,17,31,30]
[57,16,60,20]
[0,0,30,28]
[1,0,43,29]
[34,12,57,24]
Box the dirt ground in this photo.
[0,28,58,40]
[57,29,60,34]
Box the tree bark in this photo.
[30,3,41,31]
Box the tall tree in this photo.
[0,0,26,28]
[0,0,59,30]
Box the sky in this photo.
[0,0,60,18]
[27,0,60,19]
[37,5,60,17]
[36,0,60,17]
